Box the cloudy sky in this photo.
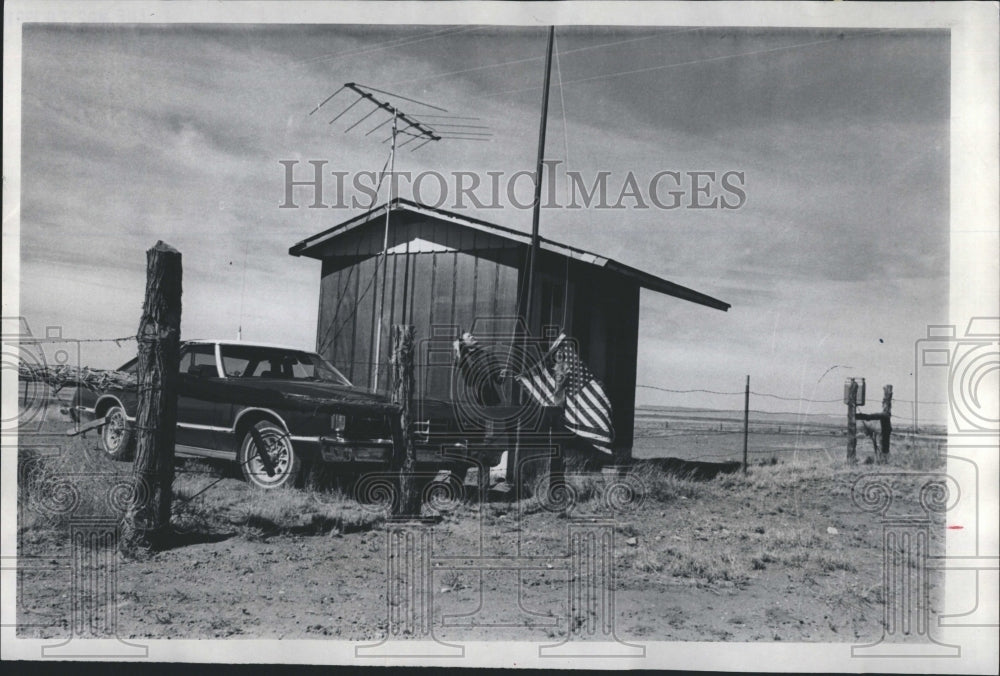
[18,23,950,419]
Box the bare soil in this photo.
[15,414,947,644]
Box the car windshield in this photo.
[219,344,351,385]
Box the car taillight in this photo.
[330,414,346,433]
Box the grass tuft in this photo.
[890,441,945,471]
[626,461,703,503]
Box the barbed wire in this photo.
[11,334,954,418]
[748,391,842,403]
[14,335,136,345]
[636,384,744,396]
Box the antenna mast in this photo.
[312,82,492,392]
[371,108,398,393]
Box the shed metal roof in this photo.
[289,198,730,312]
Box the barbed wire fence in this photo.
[12,328,950,475]
[631,382,948,465]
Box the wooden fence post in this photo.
[742,375,750,474]
[121,241,181,554]
[880,384,892,462]
[389,325,420,516]
[846,378,858,464]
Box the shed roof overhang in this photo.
[289,198,730,312]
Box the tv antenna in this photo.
[310,82,493,391]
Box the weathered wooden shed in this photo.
[289,198,729,456]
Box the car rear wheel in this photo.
[100,405,134,461]
[238,421,301,489]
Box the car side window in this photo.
[178,349,193,374]
[222,354,251,378]
[181,344,219,377]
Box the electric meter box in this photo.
[843,377,866,406]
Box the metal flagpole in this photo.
[371,108,398,393]
[510,25,556,490]
[523,25,556,334]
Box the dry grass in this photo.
[890,438,946,471]
[18,436,132,532]
[610,447,944,586]
[627,461,704,502]
[18,410,947,564]
[173,471,384,537]
[17,427,385,543]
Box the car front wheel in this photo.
[238,421,301,489]
[100,405,134,461]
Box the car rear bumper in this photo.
[308,435,503,467]
[316,435,394,463]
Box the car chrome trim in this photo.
[288,435,322,443]
[177,422,231,432]
[175,444,236,460]
[214,342,225,379]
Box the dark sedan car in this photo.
[72,339,497,489]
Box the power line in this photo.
[483,28,894,98]
[556,27,704,59]
[384,27,704,89]
[386,53,544,88]
[297,25,480,67]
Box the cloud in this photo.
[17,24,950,409]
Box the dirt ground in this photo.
[15,416,947,644]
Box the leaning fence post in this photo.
[846,378,858,464]
[389,325,420,516]
[880,384,892,462]
[121,241,182,554]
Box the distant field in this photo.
[632,405,946,463]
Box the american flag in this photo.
[516,333,614,454]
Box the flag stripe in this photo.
[581,382,609,411]
[520,376,554,406]
[568,426,613,446]
[579,387,613,429]
[568,391,612,432]
[510,333,615,455]
[565,402,612,439]
[565,400,604,433]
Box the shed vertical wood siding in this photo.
[315,214,521,393]
[313,212,638,454]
